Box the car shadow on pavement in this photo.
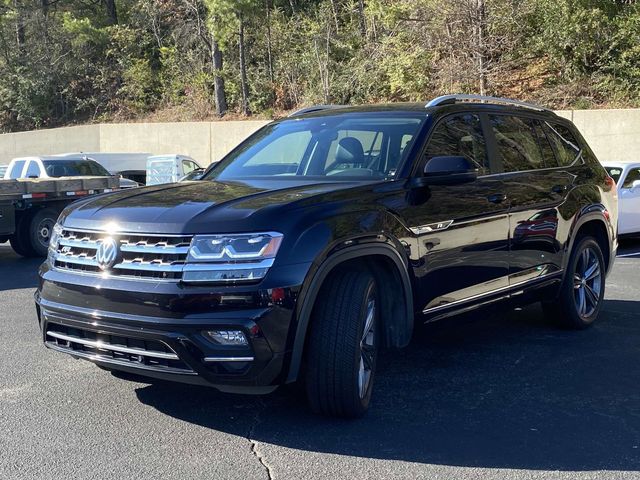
[0,246,41,291]
[135,300,640,471]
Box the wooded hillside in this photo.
[1,0,639,132]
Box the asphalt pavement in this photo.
[1,241,640,479]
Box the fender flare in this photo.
[563,206,612,273]
[286,243,414,383]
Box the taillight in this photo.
[605,175,617,198]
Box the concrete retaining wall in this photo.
[556,109,640,165]
[0,120,269,166]
[1,109,639,166]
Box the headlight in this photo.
[47,223,63,266]
[49,223,63,251]
[183,232,283,283]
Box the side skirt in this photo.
[421,271,563,323]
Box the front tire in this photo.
[543,236,606,329]
[305,269,379,418]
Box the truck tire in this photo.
[542,236,605,329]
[305,268,379,418]
[9,212,37,257]
[28,208,59,257]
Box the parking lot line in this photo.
[617,251,640,258]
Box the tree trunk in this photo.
[238,14,251,116]
[330,0,340,33]
[475,0,488,95]
[357,0,366,38]
[265,0,274,84]
[14,0,25,49]
[103,0,118,26]
[211,33,227,117]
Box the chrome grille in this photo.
[53,228,192,280]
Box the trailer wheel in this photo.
[9,212,37,257]
[28,208,59,257]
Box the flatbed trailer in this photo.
[0,176,119,257]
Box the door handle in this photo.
[551,184,568,194]
[487,193,507,204]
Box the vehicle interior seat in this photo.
[335,137,365,165]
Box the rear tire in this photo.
[28,208,59,257]
[9,212,37,257]
[543,236,605,329]
[305,268,379,418]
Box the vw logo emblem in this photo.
[96,237,119,271]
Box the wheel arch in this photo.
[565,207,614,274]
[286,243,414,383]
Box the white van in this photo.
[146,155,202,185]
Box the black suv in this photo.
[36,95,618,418]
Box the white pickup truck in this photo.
[4,156,139,189]
[0,176,118,257]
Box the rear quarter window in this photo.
[543,122,581,167]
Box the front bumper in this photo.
[36,261,310,393]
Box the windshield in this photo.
[604,166,623,184]
[204,113,426,181]
[43,159,110,177]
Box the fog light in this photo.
[203,330,248,346]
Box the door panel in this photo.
[402,112,510,315]
[486,114,576,282]
[503,170,572,281]
[407,180,510,313]
[619,167,640,234]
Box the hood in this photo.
[61,178,365,234]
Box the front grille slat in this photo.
[46,331,178,360]
[59,238,101,250]
[54,229,192,281]
[45,323,193,373]
[56,254,100,268]
[120,244,190,255]
[114,261,186,273]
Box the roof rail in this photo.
[426,94,550,112]
[288,105,347,117]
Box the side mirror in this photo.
[632,180,640,190]
[412,156,478,187]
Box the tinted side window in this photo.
[490,115,545,172]
[622,167,640,189]
[532,120,558,168]
[9,160,26,179]
[544,122,581,167]
[424,114,488,174]
[25,161,41,178]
